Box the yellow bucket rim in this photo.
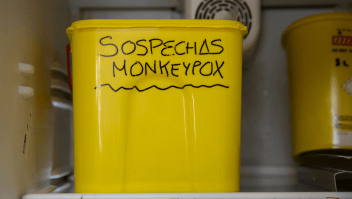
[281,12,352,48]
[66,19,248,41]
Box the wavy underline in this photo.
[94,84,229,92]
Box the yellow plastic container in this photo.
[66,20,247,193]
[282,13,352,160]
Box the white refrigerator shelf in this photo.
[23,192,352,199]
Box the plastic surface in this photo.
[282,12,352,157]
[67,19,247,193]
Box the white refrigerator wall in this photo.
[0,0,71,198]
[240,8,333,191]
[242,8,333,166]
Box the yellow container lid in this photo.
[66,19,248,41]
[281,12,352,47]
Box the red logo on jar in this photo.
[332,35,352,46]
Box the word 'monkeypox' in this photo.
[113,60,225,78]
[98,36,224,57]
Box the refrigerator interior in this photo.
[0,0,351,198]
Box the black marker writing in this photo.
[210,39,224,54]
[121,40,136,55]
[95,84,229,92]
[130,61,143,76]
[192,61,201,75]
[186,42,197,55]
[199,39,210,55]
[171,63,180,77]
[99,37,228,92]
[136,39,148,56]
[200,62,212,76]
[99,36,118,57]
[112,60,225,78]
[214,61,224,78]
[175,41,186,55]
[183,62,190,76]
[113,61,127,76]
[161,40,175,56]
[98,37,224,56]
[149,39,163,54]
[145,60,157,75]
[159,60,170,77]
